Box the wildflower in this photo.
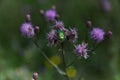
[68,28,78,42]
[90,28,105,42]
[47,30,58,46]
[54,21,65,30]
[75,42,88,59]
[20,22,35,38]
[45,9,57,21]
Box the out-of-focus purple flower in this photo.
[69,28,78,42]
[20,22,35,38]
[90,28,105,42]
[45,9,57,21]
[101,0,111,12]
[54,21,65,30]
[47,30,58,46]
[75,42,88,59]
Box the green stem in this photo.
[85,27,89,43]
[32,39,66,75]
[91,42,102,53]
[61,42,70,80]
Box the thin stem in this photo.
[90,40,105,54]
[61,42,70,80]
[91,42,101,53]
[32,38,66,75]
[85,29,88,43]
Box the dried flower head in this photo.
[69,28,78,42]
[90,28,105,42]
[20,22,35,38]
[45,9,57,21]
[47,30,58,46]
[54,21,65,30]
[75,42,88,59]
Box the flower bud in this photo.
[26,14,31,22]
[86,20,92,28]
[51,5,56,10]
[34,26,40,33]
[33,72,38,80]
[40,10,44,16]
[105,30,112,39]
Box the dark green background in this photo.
[0,0,120,80]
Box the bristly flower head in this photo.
[69,28,78,42]
[90,28,105,42]
[75,42,88,59]
[47,30,58,46]
[54,21,65,30]
[20,22,35,38]
[45,9,57,21]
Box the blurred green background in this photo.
[0,0,120,80]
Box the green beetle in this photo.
[56,30,65,41]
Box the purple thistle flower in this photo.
[20,22,35,38]
[47,30,58,46]
[54,21,65,30]
[69,28,78,42]
[45,9,57,21]
[75,42,88,59]
[90,28,105,42]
